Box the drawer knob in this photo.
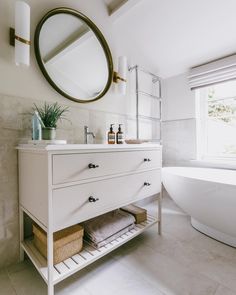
[88,163,99,169]
[88,196,99,203]
[144,182,151,186]
[144,158,151,162]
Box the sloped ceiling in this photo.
[103,0,128,14]
[104,0,236,78]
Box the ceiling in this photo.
[104,0,236,78]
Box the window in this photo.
[197,80,236,160]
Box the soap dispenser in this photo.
[108,124,115,144]
[116,124,124,144]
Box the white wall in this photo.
[162,73,197,166]
[162,73,196,121]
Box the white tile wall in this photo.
[162,119,197,166]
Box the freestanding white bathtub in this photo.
[162,167,236,247]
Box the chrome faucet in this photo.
[84,126,95,144]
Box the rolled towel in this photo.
[82,209,135,244]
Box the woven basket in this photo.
[33,223,84,265]
[121,205,147,224]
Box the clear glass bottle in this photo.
[32,111,42,140]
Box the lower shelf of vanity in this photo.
[21,214,157,285]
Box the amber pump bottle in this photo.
[116,124,124,144]
[108,124,115,144]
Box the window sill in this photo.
[191,159,236,170]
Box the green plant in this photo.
[33,102,69,128]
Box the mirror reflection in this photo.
[36,10,112,102]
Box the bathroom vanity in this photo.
[18,143,162,295]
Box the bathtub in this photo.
[162,167,236,247]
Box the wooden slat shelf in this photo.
[21,214,158,285]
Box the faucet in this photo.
[84,126,95,144]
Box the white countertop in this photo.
[17,143,162,151]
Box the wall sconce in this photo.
[113,56,127,95]
[9,1,30,66]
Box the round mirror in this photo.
[35,8,113,103]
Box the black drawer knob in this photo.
[88,163,99,169]
[88,196,99,203]
[144,182,151,186]
[144,158,151,162]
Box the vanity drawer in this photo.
[52,149,161,185]
[52,169,161,231]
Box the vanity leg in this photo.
[48,283,54,295]
[19,207,24,261]
[47,229,54,295]
[158,183,163,235]
[47,158,54,295]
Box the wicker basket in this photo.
[121,205,147,224]
[33,223,84,265]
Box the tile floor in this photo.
[1,196,236,295]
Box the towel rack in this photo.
[129,65,162,142]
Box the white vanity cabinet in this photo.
[18,144,162,295]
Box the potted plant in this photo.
[33,102,69,140]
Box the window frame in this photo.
[196,84,236,161]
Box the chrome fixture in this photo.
[84,126,95,144]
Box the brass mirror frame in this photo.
[34,7,114,103]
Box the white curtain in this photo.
[188,54,236,90]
